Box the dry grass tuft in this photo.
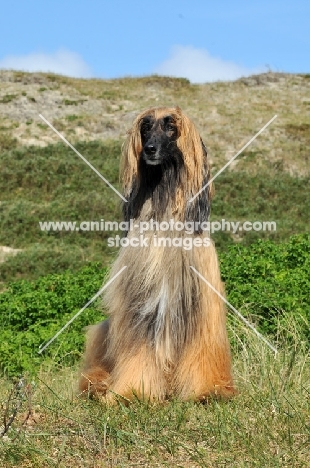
[0,319,309,467]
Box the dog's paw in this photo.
[78,367,110,398]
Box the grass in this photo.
[0,133,17,152]
[0,320,309,467]
[0,94,18,104]
[1,70,309,176]
[0,234,308,465]
[0,140,121,283]
[0,140,309,283]
[62,99,85,106]
[0,70,309,466]
[1,234,308,377]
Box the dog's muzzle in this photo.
[143,144,162,165]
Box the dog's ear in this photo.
[120,117,144,198]
[185,140,213,231]
[122,175,141,224]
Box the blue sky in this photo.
[0,0,309,82]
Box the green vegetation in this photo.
[0,234,309,466]
[66,114,80,122]
[0,140,309,283]
[0,133,17,152]
[220,233,310,341]
[0,140,121,282]
[211,162,310,248]
[1,348,308,467]
[0,234,308,378]
[63,99,85,106]
[0,71,309,467]
[285,122,310,141]
[36,122,47,130]
[0,263,106,376]
[0,94,18,104]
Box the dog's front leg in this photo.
[105,346,167,403]
[79,320,111,398]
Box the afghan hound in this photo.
[79,106,235,402]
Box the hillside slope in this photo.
[0,71,309,283]
[1,70,309,175]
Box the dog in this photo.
[79,106,235,402]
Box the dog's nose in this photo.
[144,144,157,156]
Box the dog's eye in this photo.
[141,124,151,135]
[166,124,176,133]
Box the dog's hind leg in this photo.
[174,295,236,401]
[175,341,236,401]
[173,243,236,401]
[79,319,111,397]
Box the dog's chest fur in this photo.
[115,228,202,364]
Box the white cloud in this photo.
[154,45,263,83]
[0,49,93,78]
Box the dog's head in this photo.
[140,112,181,166]
[121,107,213,222]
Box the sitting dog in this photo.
[79,106,235,402]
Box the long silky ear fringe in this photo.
[121,118,142,198]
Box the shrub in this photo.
[220,233,310,341]
[0,263,107,376]
[0,234,309,377]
